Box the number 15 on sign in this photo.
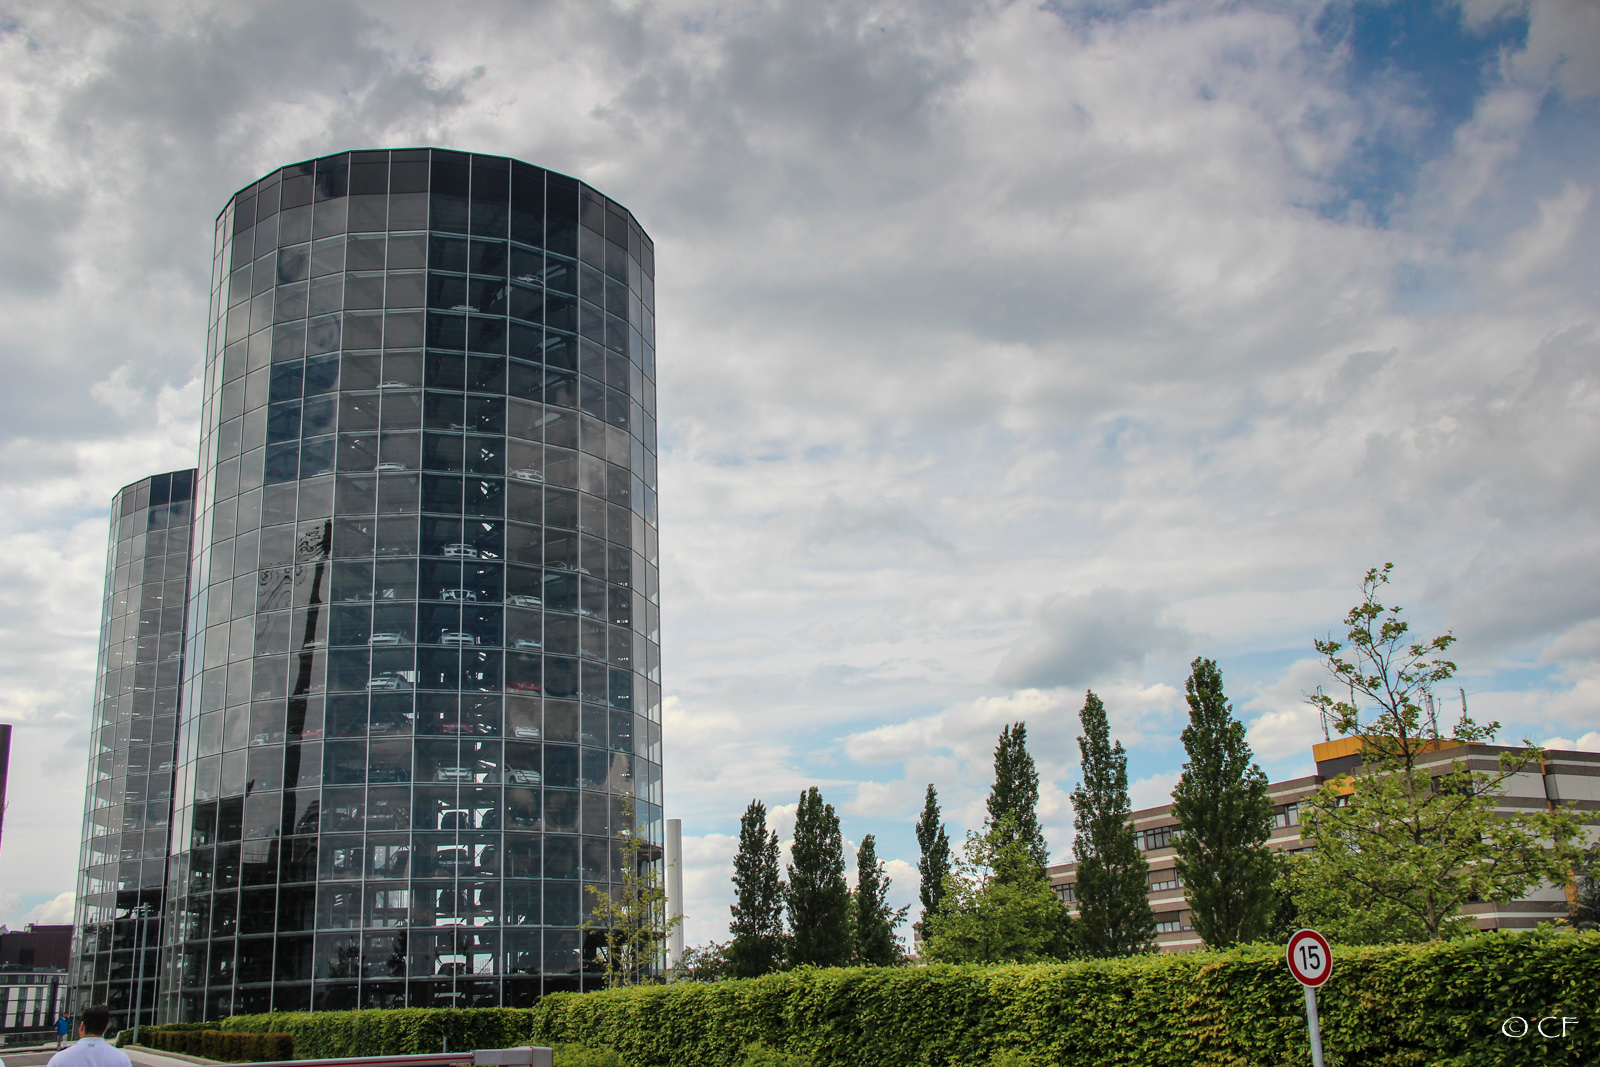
[1286,929,1332,1067]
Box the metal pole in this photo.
[131,902,151,1045]
[1303,985,1324,1067]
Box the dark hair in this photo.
[80,1005,111,1036]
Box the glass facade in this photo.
[73,470,197,1028]
[57,149,666,1021]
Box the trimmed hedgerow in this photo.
[207,933,1598,1066]
[139,1027,293,1062]
[218,1007,537,1058]
[525,931,1600,1067]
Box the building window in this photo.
[1154,911,1183,934]
[1149,869,1183,892]
[1135,824,1177,852]
[1054,882,1077,904]
[1275,802,1300,827]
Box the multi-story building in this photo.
[0,923,73,1041]
[1048,739,1600,952]
[73,471,196,1029]
[72,150,663,1021]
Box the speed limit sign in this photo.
[1286,928,1332,1067]
[1287,928,1332,987]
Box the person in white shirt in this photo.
[47,1005,131,1067]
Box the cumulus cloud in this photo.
[1243,657,1334,768]
[1542,732,1600,752]
[21,891,76,926]
[995,589,1192,689]
[0,0,1594,944]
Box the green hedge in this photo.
[219,1008,538,1058]
[525,930,1600,1067]
[199,934,1596,1065]
[141,1027,294,1062]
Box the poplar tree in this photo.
[1070,691,1156,956]
[915,784,951,923]
[986,722,1050,872]
[787,787,852,967]
[727,800,786,977]
[1170,657,1277,947]
[853,834,905,965]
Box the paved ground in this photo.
[0,1051,56,1067]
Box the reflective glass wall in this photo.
[157,149,661,1019]
[74,470,196,1027]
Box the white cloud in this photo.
[1495,182,1591,284]
[677,832,737,947]
[1543,732,1600,752]
[0,0,1593,951]
[994,589,1192,689]
[1129,770,1184,813]
[1244,657,1334,767]
[21,892,76,926]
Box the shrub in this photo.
[140,1028,293,1062]
[984,1053,1036,1067]
[739,1045,812,1067]
[526,930,1600,1067]
[219,1008,537,1058]
[553,1043,628,1067]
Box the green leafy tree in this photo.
[853,834,908,965]
[1297,564,1585,941]
[727,800,787,977]
[787,787,852,967]
[1071,691,1156,957]
[675,940,732,982]
[1265,851,1302,942]
[986,722,1050,872]
[921,816,1074,964]
[915,784,951,924]
[1170,657,1278,947]
[583,798,679,987]
[1567,845,1600,931]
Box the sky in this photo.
[0,0,1596,947]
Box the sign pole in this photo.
[1302,984,1324,1067]
[1286,928,1332,1067]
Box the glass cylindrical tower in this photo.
[158,150,661,1020]
[74,469,197,1027]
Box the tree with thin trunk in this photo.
[915,784,950,925]
[1070,691,1155,957]
[986,722,1050,873]
[582,797,679,986]
[1171,656,1278,948]
[727,800,786,977]
[853,834,907,965]
[1294,565,1584,941]
[787,787,852,967]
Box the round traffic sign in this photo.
[1286,928,1333,987]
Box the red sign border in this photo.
[1286,928,1332,987]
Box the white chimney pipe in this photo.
[665,818,684,977]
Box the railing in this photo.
[0,1029,63,1047]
